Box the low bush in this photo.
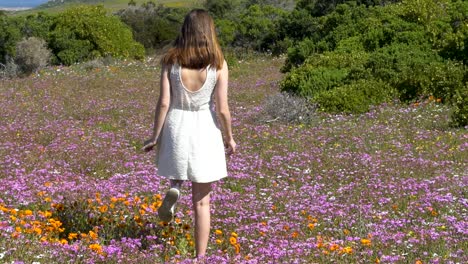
[314,79,397,114]
[281,51,369,97]
[116,4,187,52]
[450,85,468,127]
[49,5,144,65]
[260,92,317,123]
[0,59,19,79]
[14,37,51,75]
[367,43,464,102]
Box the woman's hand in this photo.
[224,139,236,155]
[142,138,158,152]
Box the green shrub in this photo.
[14,37,51,75]
[314,79,397,114]
[215,19,237,47]
[366,43,464,101]
[20,12,54,41]
[116,4,186,51]
[49,5,144,65]
[0,17,22,63]
[280,65,349,98]
[450,85,468,127]
[49,28,94,65]
[236,4,287,51]
[206,0,238,18]
[281,51,369,96]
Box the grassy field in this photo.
[12,0,198,15]
[0,55,466,263]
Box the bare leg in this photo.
[192,182,212,258]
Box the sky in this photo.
[0,0,49,8]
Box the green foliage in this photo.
[367,43,464,101]
[0,17,22,62]
[295,0,400,16]
[210,1,289,52]
[215,19,237,47]
[206,0,237,18]
[314,79,396,114]
[450,85,468,127]
[281,65,349,98]
[116,3,187,51]
[281,51,369,96]
[49,5,144,65]
[20,13,54,41]
[236,4,287,51]
[279,0,468,116]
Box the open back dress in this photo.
[155,63,228,183]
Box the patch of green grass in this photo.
[12,0,197,15]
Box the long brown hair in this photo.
[162,9,224,70]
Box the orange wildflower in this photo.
[99,205,108,213]
[329,243,340,251]
[68,233,78,240]
[361,238,372,246]
[215,229,223,235]
[89,230,98,240]
[0,205,9,213]
[234,243,241,254]
[415,260,423,264]
[308,223,315,230]
[34,227,42,235]
[23,209,33,216]
[340,246,353,254]
[229,236,237,245]
[89,243,103,254]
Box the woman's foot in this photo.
[158,188,180,222]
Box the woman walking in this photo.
[142,9,236,261]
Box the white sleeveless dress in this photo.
[156,63,228,183]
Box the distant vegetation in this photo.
[206,0,468,126]
[0,0,467,126]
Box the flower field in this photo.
[0,56,466,263]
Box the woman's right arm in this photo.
[215,60,236,155]
[142,64,171,152]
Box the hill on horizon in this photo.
[14,0,196,14]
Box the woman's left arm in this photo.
[142,64,171,152]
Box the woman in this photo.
[142,9,236,260]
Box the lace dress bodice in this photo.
[169,63,217,112]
